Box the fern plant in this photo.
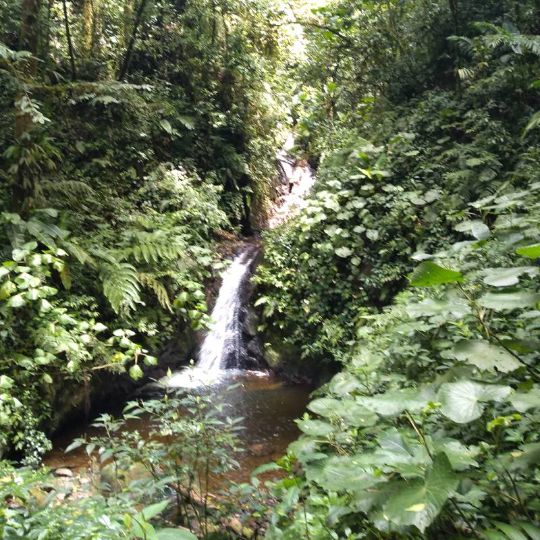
[481,521,540,540]
[99,261,141,314]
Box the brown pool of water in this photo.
[45,371,312,485]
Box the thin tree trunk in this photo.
[91,0,101,57]
[122,0,134,49]
[61,0,77,79]
[118,0,149,81]
[82,0,95,57]
[19,0,42,76]
[43,0,54,68]
[14,0,42,214]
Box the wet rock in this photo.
[134,380,167,398]
[249,443,276,457]
[246,339,263,359]
[244,310,259,338]
[53,467,73,478]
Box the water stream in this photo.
[46,137,314,481]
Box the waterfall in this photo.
[197,248,256,372]
[269,133,315,228]
[166,246,258,388]
[166,133,314,390]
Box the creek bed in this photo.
[45,371,311,485]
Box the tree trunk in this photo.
[19,0,42,76]
[118,0,149,80]
[92,0,102,57]
[122,0,134,50]
[13,0,44,214]
[62,0,77,79]
[82,0,95,57]
[42,0,54,68]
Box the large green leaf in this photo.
[308,397,377,426]
[433,439,479,471]
[358,387,435,416]
[382,453,458,532]
[297,418,335,437]
[478,291,540,311]
[318,455,381,492]
[438,381,512,423]
[329,371,362,396]
[483,266,538,287]
[451,339,522,373]
[510,387,540,412]
[406,295,471,319]
[516,243,540,259]
[455,219,490,240]
[409,261,463,287]
[140,500,169,521]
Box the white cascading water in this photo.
[166,248,256,388]
[269,133,315,228]
[197,249,255,372]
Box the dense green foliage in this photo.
[257,0,540,368]
[253,1,540,538]
[1,390,239,539]
[265,185,540,538]
[0,0,293,463]
[2,0,540,538]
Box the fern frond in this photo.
[91,247,120,265]
[482,521,540,540]
[523,111,540,138]
[138,272,173,312]
[457,67,475,81]
[448,35,475,57]
[62,240,96,266]
[123,231,187,264]
[42,180,95,204]
[99,262,141,314]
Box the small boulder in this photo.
[249,443,275,457]
[53,467,73,478]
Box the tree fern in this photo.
[448,35,475,57]
[99,262,141,314]
[472,23,540,57]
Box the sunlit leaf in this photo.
[382,454,458,532]
[438,381,512,423]
[409,261,463,287]
[451,340,522,373]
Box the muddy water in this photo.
[45,371,311,484]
